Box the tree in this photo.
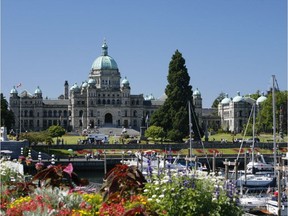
[211,92,226,108]
[48,125,66,141]
[145,125,165,143]
[1,93,15,131]
[257,91,287,135]
[150,50,203,142]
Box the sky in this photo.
[1,0,287,108]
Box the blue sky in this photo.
[1,0,287,107]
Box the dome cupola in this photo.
[193,88,201,97]
[81,81,88,89]
[256,92,267,105]
[34,86,42,94]
[221,94,231,104]
[121,77,130,86]
[91,41,118,70]
[232,91,243,103]
[88,78,96,86]
[10,86,18,94]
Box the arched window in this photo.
[53,110,57,117]
[133,110,137,117]
[29,110,33,117]
[112,99,115,105]
[102,99,106,104]
[48,110,52,117]
[107,99,110,104]
[98,99,101,104]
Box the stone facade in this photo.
[218,92,267,133]
[9,41,224,135]
[9,42,162,133]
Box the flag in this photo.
[63,163,73,177]
[16,83,22,88]
[145,114,149,123]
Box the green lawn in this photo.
[54,132,287,145]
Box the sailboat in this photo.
[236,94,275,188]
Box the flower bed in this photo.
[0,158,243,216]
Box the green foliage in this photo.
[1,93,15,131]
[150,50,203,142]
[144,175,243,216]
[48,125,66,138]
[145,125,165,142]
[20,131,53,145]
[257,91,287,134]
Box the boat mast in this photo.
[272,75,277,176]
[252,103,256,170]
[188,100,192,157]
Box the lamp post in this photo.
[51,154,55,165]
[38,152,42,162]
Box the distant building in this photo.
[218,92,267,133]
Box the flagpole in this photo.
[19,96,22,134]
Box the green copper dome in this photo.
[193,88,201,96]
[10,86,18,94]
[232,91,243,103]
[221,94,231,104]
[91,42,118,70]
[256,92,267,105]
[34,86,42,94]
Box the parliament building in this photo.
[9,41,268,136]
[9,42,204,133]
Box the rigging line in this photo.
[231,104,255,178]
[189,100,212,170]
[230,104,254,179]
[235,104,254,162]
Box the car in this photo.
[245,138,260,143]
[234,138,244,143]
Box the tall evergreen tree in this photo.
[150,50,203,142]
[1,93,15,131]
